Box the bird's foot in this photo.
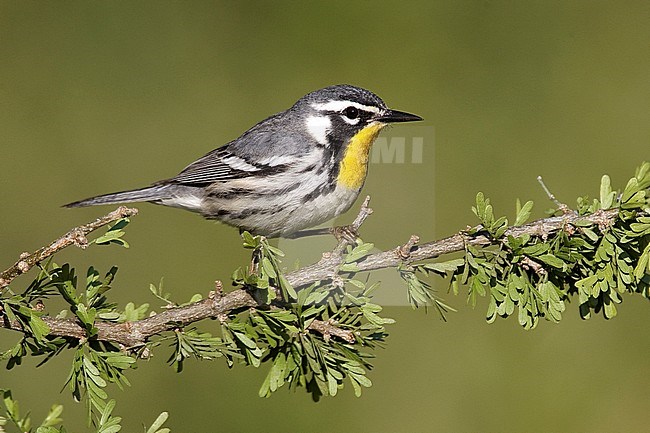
[329,224,360,245]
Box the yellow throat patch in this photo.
[337,123,385,190]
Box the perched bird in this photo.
[65,84,422,237]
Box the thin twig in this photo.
[284,207,620,289]
[537,176,571,214]
[351,195,373,230]
[398,235,420,260]
[0,206,138,291]
[331,195,373,255]
[520,256,547,276]
[307,319,355,343]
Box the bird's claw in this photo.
[330,225,360,245]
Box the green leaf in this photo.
[97,399,121,433]
[234,332,258,350]
[75,304,97,333]
[82,356,100,377]
[145,412,169,433]
[339,263,360,272]
[514,200,534,226]
[39,404,64,428]
[117,302,150,322]
[268,353,286,392]
[261,257,277,278]
[28,313,50,342]
[621,177,640,203]
[473,192,487,221]
[240,231,257,248]
[149,278,172,305]
[345,242,375,263]
[603,298,617,319]
[420,259,464,274]
[581,227,599,242]
[521,242,549,256]
[92,219,130,248]
[350,372,372,388]
[327,372,338,396]
[538,254,565,269]
[599,175,616,209]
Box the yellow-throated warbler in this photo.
[65,84,422,237]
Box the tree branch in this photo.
[0,206,138,291]
[4,288,353,347]
[0,202,622,348]
[306,319,356,343]
[285,207,619,288]
[46,288,257,347]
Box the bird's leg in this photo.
[285,225,360,244]
[284,228,330,239]
[249,245,262,275]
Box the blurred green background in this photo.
[1,1,649,432]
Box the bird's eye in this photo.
[343,106,359,120]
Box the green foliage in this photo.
[90,219,130,248]
[514,198,534,226]
[0,389,169,433]
[254,276,390,400]
[52,264,122,335]
[2,165,650,429]
[167,327,242,372]
[0,389,64,433]
[232,232,297,303]
[0,219,168,433]
[441,162,650,328]
[228,237,391,400]
[64,346,135,423]
[399,260,460,318]
[0,220,140,429]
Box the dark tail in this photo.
[63,185,172,208]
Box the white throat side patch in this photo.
[305,115,332,146]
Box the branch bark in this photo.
[0,206,138,291]
[285,206,618,288]
[47,289,257,347]
[1,201,620,348]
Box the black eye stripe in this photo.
[333,106,376,121]
[343,106,359,119]
[322,105,378,122]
